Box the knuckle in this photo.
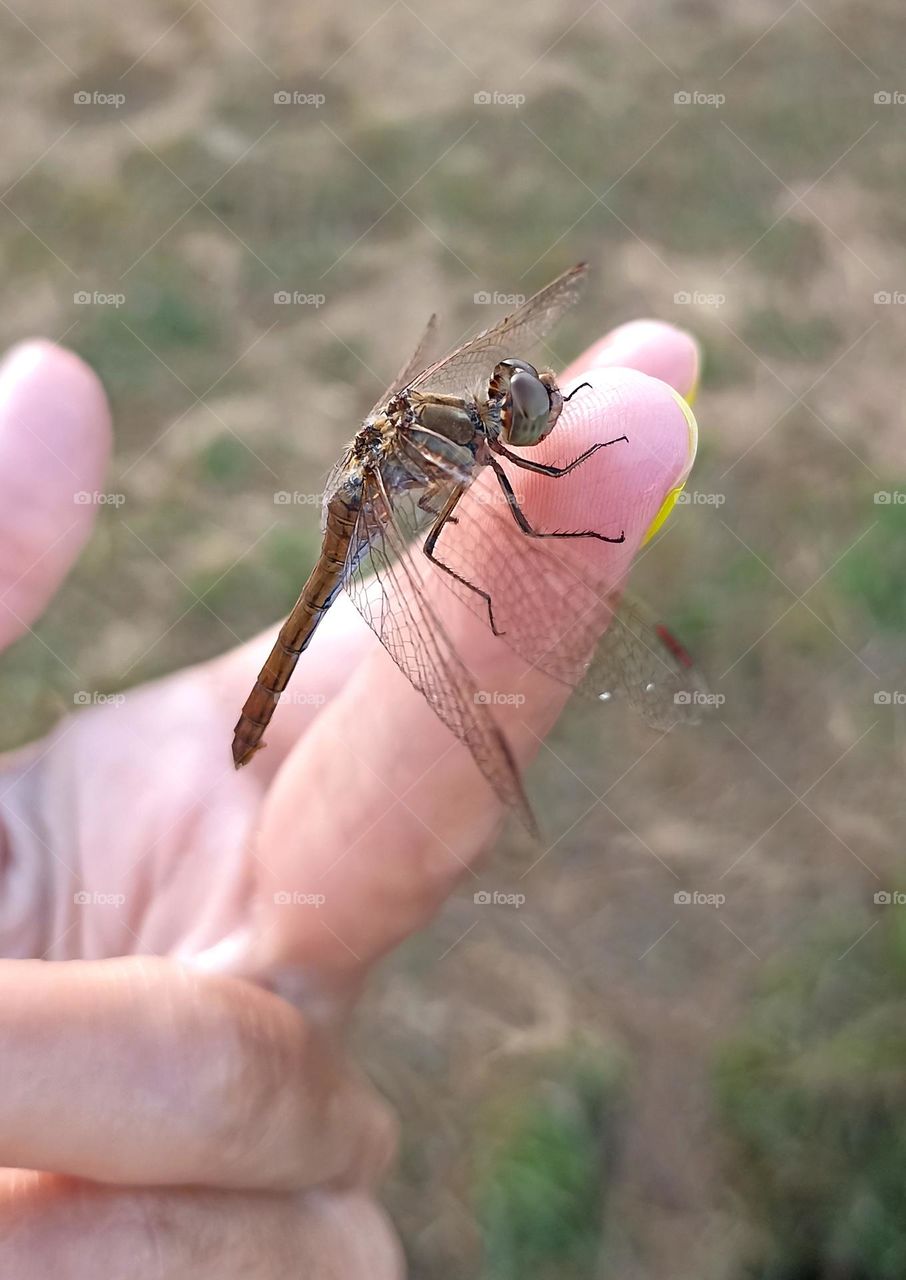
[180,976,317,1181]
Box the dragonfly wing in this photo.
[408,263,588,397]
[366,313,439,418]
[418,466,708,729]
[578,592,708,728]
[343,466,535,828]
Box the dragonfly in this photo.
[232,263,706,828]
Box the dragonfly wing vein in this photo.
[409,263,588,398]
[419,466,708,727]
[343,466,535,827]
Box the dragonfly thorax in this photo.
[352,418,391,466]
[490,358,564,448]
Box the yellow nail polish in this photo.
[641,388,699,545]
[642,484,684,544]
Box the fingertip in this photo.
[0,340,112,648]
[0,340,112,441]
[532,365,698,555]
[568,319,700,401]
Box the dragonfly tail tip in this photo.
[232,737,266,769]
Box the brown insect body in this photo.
[231,263,706,827]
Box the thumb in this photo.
[0,341,112,652]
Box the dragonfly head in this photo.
[494,359,563,447]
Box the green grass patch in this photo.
[715,909,906,1280]
[832,497,906,633]
[475,1043,626,1280]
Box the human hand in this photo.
[0,310,697,1276]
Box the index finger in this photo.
[203,320,698,776]
[239,347,698,985]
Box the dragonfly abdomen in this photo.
[231,489,360,767]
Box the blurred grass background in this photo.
[2,1,906,1275]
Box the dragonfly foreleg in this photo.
[417,488,457,523]
[423,484,504,636]
[488,456,626,545]
[490,433,628,478]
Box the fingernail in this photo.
[641,388,699,545]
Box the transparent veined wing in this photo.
[578,592,707,728]
[342,465,536,830]
[413,459,708,729]
[366,313,439,419]
[407,263,588,398]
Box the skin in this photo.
[0,311,698,1277]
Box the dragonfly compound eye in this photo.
[499,360,553,446]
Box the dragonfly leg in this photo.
[423,485,504,636]
[488,456,626,544]
[490,433,628,478]
[417,488,458,524]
